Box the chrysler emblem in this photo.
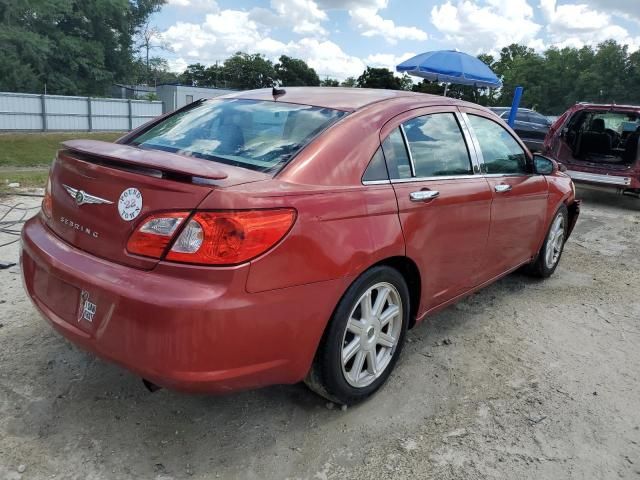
[63,185,113,206]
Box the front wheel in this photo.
[305,266,410,405]
[527,205,568,278]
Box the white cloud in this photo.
[162,8,367,80]
[364,52,416,73]
[540,0,608,33]
[163,10,285,63]
[270,0,329,36]
[430,0,542,54]
[540,0,640,51]
[166,0,219,11]
[285,38,367,78]
[583,0,640,23]
[317,0,388,8]
[350,7,428,43]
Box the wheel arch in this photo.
[368,256,422,329]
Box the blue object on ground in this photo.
[507,87,524,128]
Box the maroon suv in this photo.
[544,103,640,198]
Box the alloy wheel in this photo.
[340,282,403,388]
[544,214,565,269]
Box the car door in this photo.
[461,110,549,278]
[380,108,493,313]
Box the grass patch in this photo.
[0,168,49,189]
[0,132,124,168]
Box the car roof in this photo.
[574,102,640,111]
[490,107,535,113]
[221,87,460,112]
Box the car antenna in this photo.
[271,80,286,100]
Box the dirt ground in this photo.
[0,188,639,480]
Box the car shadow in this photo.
[576,187,640,211]
[14,271,541,478]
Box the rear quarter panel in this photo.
[197,181,405,294]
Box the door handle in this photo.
[494,184,512,193]
[410,190,440,202]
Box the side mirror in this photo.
[533,154,559,175]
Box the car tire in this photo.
[305,266,410,405]
[527,205,569,278]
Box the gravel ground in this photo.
[0,188,639,480]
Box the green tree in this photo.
[320,78,340,87]
[180,63,208,86]
[412,79,444,95]
[274,55,320,86]
[136,22,172,84]
[357,67,404,90]
[0,0,165,95]
[341,77,357,87]
[222,52,276,90]
[143,57,179,85]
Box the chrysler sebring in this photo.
[21,88,579,404]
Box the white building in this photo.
[156,85,236,113]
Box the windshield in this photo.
[129,99,347,173]
[591,112,640,133]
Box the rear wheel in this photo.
[527,205,568,278]
[305,266,410,405]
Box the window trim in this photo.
[368,106,522,186]
[362,179,391,186]
[460,111,534,177]
[401,112,477,180]
[398,124,417,177]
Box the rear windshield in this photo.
[129,99,347,173]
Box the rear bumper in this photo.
[21,215,348,394]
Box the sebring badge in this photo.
[63,184,113,206]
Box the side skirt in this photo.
[414,259,532,325]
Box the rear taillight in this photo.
[166,210,296,265]
[126,209,296,265]
[42,176,52,219]
[126,212,189,258]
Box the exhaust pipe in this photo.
[142,379,162,392]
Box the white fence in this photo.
[0,92,163,131]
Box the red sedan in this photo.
[21,88,579,404]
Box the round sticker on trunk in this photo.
[118,187,142,221]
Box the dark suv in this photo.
[490,107,552,152]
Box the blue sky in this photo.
[152,0,640,80]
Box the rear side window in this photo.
[402,113,472,177]
[362,147,389,182]
[381,128,412,179]
[129,99,346,173]
[467,115,528,174]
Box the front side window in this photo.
[467,115,528,174]
[129,99,347,173]
[402,113,472,177]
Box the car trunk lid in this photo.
[45,141,270,269]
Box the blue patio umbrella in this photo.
[396,50,502,96]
